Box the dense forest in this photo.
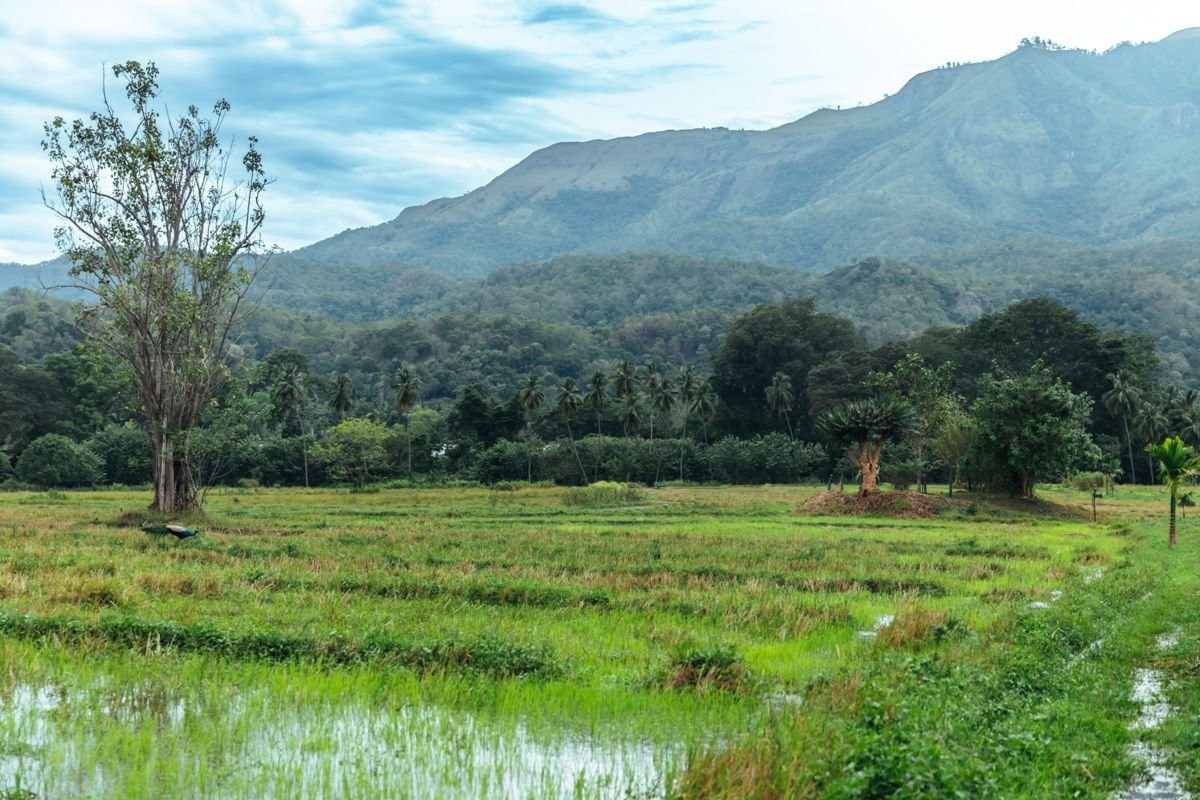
[0,275,1178,497]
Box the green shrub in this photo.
[661,643,753,694]
[1068,471,1107,491]
[563,481,647,506]
[15,434,102,488]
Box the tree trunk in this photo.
[947,464,955,498]
[405,414,412,478]
[567,420,588,485]
[679,417,687,482]
[295,406,309,489]
[1147,453,1155,486]
[852,441,882,497]
[1123,414,1137,484]
[1169,493,1177,550]
[150,428,195,513]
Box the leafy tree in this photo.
[868,354,962,492]
[932,412,976,497]
[970,364,1098,498]
[392,365,421,477]
[312,418,388,488]
[713,299,862,438]
[42,60,268,512]
[818,396,917,496]
[86,424,152,485]
[764,371,795,440]
[557,377,588,484]
[40,346,135,440]
[16,433,102,488]
[1102,370,1142,483]
[1145,437,1200,550]
[0,346,70,451]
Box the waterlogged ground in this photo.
[0,484,1187,798]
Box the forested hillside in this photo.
[288,31,1200,274]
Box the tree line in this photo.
[1,294,1180,499]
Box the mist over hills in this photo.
[288,30,1200,275]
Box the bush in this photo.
[563,481,647,506]
[86,424,151,485]
[1069,471,1107,491]
[0,450,11,482]
[15,434,102,488]
[706,434,825,484]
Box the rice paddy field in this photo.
[0,483,1197,798]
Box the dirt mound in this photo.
[798,491,948,519]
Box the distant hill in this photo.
[289,30,1200,275]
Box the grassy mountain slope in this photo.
[290,32,1200,275]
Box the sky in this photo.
[1,0,1197,263]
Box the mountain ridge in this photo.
[287,31,1200,275]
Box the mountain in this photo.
[290,30,1200,275]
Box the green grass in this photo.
[0,483,1189,798]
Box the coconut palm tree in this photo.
[613,359,636,398]
[330,374,355,420]
[1145,436,1200,549]
[764,371,795,440]
[1134,401,1170,484]
[641,361,660,439]
[392,366,421,478]
[1103,371,1141,484]
[583,370,609,479]
[584,370,608,436]
[818,396,917,497]
[617,393,642,437]
[676,365,700,481]
[557,377,588,484]
[272,364,310,487]
[693,379,717,446]
[518,373,545,482]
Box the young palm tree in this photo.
[272,365,310,487]
[764,371,795,440]
[818,396,917,496]
[557,377,588,485]
[330,374,355,420]
[1145,436,1200,549]
[518,373,545,482]
[392,366,421,478]
[1103,371,1140,484]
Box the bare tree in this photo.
[42,61,269,512]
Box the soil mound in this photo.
[798,491,947,519]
